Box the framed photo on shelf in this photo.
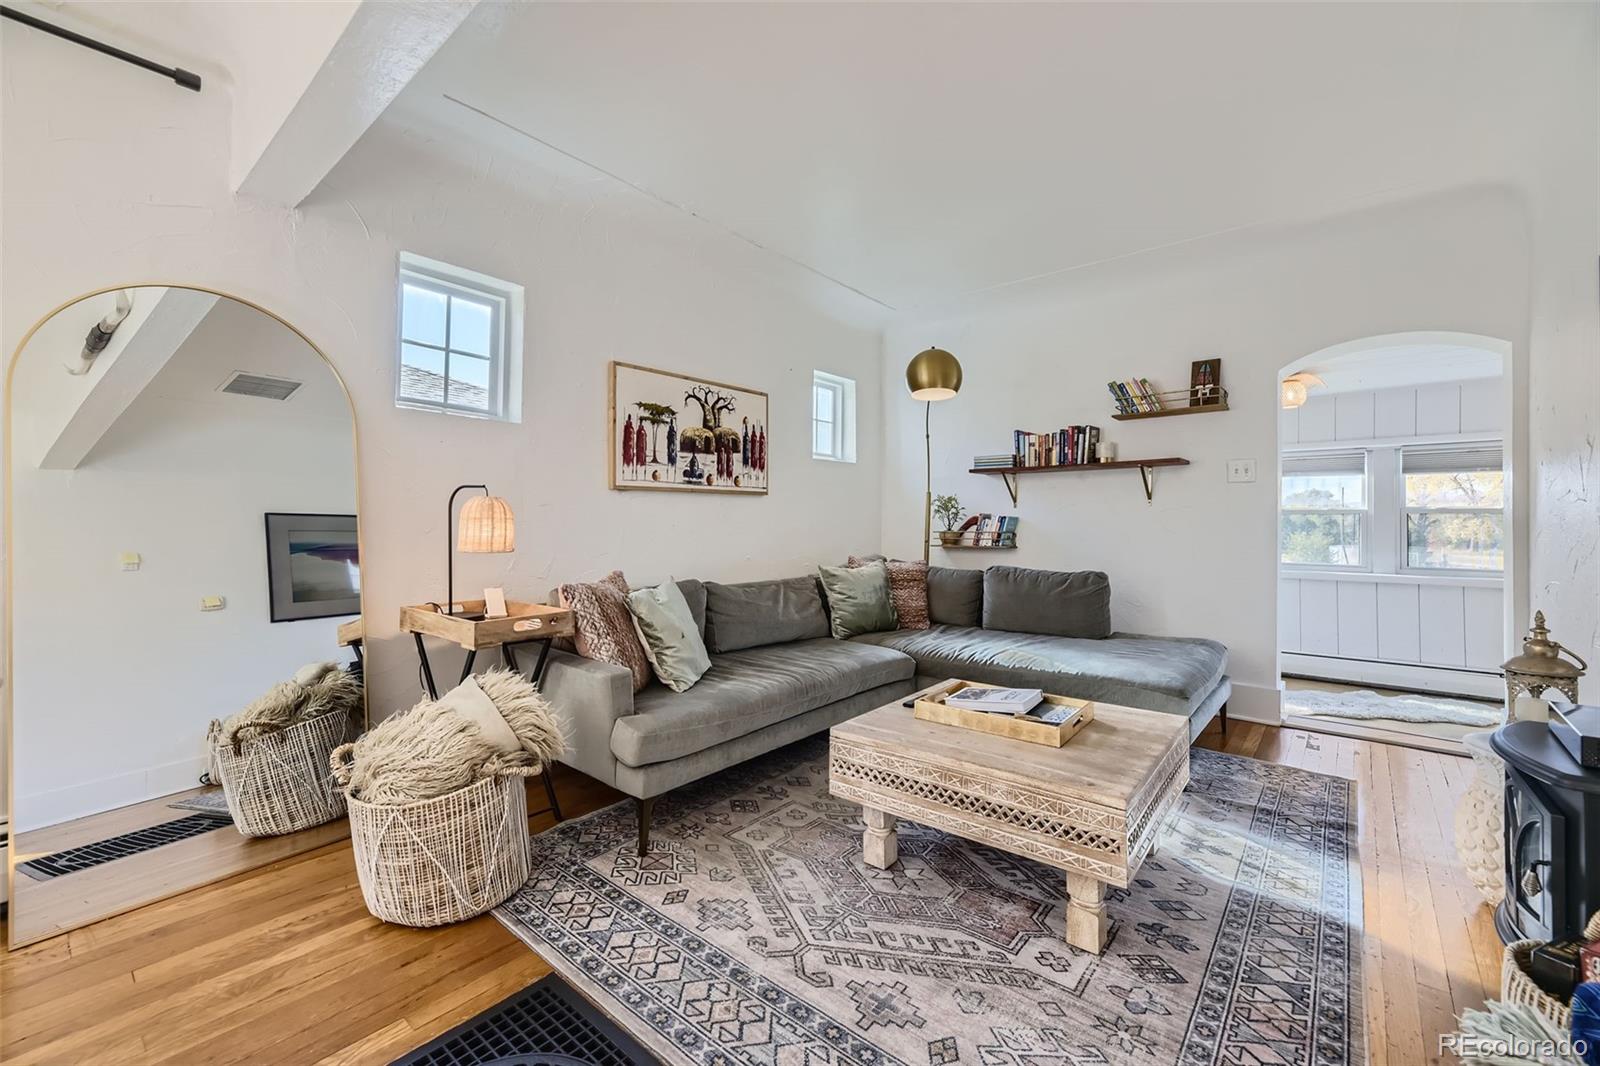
[609,361,769,494]
[1189,358,1223,406]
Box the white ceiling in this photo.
[389,1,1551,312]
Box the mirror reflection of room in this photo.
[6,287,363,948]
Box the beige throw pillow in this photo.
[557,570,652,692]
[848,555,930,630]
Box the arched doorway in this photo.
[1274,332,1518,752]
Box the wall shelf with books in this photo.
[1109,361,1226,420]
[968,457,1190,505]
[1111,388,1229,421]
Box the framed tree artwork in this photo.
[609,361,769,494]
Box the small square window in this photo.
[812,371,856,462]
[396,253,523,422]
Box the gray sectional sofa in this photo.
[540,564,1229,852]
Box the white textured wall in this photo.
[881,189,1534,724]
[0,16,886,770]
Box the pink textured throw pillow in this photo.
[847,556,930,630]
[558,571,652,692]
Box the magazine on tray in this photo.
[944,686,1044,715]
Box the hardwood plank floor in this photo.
[1,724,1495,1065]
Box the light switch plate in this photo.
[1227,459,1257,483]
[200,596,226,612]
[120,552,141,571]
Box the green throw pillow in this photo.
[818,561,899,639]
[626,580,711,693]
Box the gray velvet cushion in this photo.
[675,578,707,638]
[927,566,983,627]
[703,576,829,653]
[849,625,1226,717]
[817,561,898,638]
[612,638,915,766]
[981,565,1111,639]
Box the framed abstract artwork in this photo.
[264,512,361,622]
[609,361,769,494]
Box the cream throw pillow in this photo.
[627,580,712,693]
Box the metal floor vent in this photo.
[391,974,659,1066]
[17,813,232,880]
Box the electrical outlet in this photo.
[120,552,141,571]
[1227,459,1257,483]
[200,596,226,612]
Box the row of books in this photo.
[1108,378,1165,414]
[963,513,1018,539]
[1011,427,1100,468]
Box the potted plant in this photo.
[933,494,965,546]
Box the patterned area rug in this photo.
[496,737,1363,1066]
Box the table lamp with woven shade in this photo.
[906,347,964,563]
[446,484,515,616]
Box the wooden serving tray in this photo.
[913,679,1095,747]
[399,601,575,650]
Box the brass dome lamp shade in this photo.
[907,346,963,401]
[906,347,964,562]
[445,484,516,616]
[1503,611,1587,718]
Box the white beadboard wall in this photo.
[1279,379,1505,689]
[1280,377,1503,446]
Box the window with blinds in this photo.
[1401,443,1504,571]
[1280,449,1368,568]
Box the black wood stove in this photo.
[1493,720,1600,944]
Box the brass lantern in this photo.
[1502,611,1587,718]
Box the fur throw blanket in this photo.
[211,662,363,752]
[333,669,566,806]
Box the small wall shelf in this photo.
[969,458,1190,505]
[934,541,1018,550]
[1112,401,1228,422]
[1113,384,1222,422]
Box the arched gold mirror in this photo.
[4,286,364,948]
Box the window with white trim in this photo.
[1280,450,1368,568]
[812,370,856,462]
[1401,444,1504,572]
[396,253,523,422]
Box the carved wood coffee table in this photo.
[829,688,1190,954]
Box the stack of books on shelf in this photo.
[1011,427,1100,468]
[1108,378,1164,414]
[972,453,1016,470]
[960,513,1018,546]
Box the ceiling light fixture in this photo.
[1281,371,1325,409]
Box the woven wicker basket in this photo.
[211,711,355,837]
[339,770,532,927]
[1502,939,1573,1028]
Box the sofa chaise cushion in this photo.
[849,625,1226,718]
[611,638,915,767]
[704,576,830,653]
[981,565,1111,639]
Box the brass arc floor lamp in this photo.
[906,347,964,563]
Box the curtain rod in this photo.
[1,4,200,91]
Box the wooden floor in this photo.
[10,786,351,948]
[0,722,1497,1066]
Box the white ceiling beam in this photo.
[233,0,478,206]
[39,289,218,471]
